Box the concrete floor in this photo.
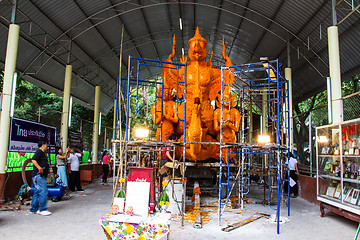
[0,177,358,240]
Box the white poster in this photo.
[125,181,150,217]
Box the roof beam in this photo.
[210,0,224,58]
[85,29,255,68]
[138,0,160,60]
[25,0,116,92]
[165,0,174,33]
[108,0,152,77]
[292,14,360,77]
[245,0,286,63]
[276,0,329,66]
[193,0,197,32]
[72,0,121,79]
[178,0,185,56]
[228,0,250,55]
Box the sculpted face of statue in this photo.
[188,27,207,62]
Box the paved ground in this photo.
[0,177,358,240]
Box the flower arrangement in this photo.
[117,178,126,198]
[112,178,126,213]
[158,180,170,207]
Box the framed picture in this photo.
[349,148,355,155]
[351,189,359,205]
[334,184,342,199]
[326,186,336,197]
[357,191,360,206]
[342,186,351,200]
[345,188,354,203]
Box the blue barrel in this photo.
[31,184,65,199]
[47,185,65,199]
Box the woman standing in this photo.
[287,153,300,197]
[56,146,69,187]
[101,150,111,185]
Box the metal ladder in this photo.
[241,85,251,143]
[240,147,251,209]
[218,146,231,224]
[267,149,281,234]
[218,68,233,225]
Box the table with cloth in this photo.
[99,213,171,240]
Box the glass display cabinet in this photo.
[316,118,360,217]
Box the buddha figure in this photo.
[160,26,238,161]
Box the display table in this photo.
[99,213,171,240]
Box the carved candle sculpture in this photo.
[214,93,241,163]
[151,27,240,162]
[151,85,178,142]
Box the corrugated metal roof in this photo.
[0,0,360,114]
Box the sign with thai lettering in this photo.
[9,117,56,153]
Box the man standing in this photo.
[30,140,51,216]
[67,148,84,192]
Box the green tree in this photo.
[0,70,115,151]
[294,74,360,165]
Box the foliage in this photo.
[127,85,157,140]
[294,74,360,165]
[0,69,114,151]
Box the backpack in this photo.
[18,184,31,201]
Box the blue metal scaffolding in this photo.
[114,56,188,225]
[115,56,290,233]
[218,60,291,234]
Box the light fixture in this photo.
[135,127,150,139]
[182,48,184,56]
[179,18,182,30]
[258,134,271,144]
[318,136,328,143]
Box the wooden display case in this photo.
[316,118,360,220]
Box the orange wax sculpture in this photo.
[151,85,179,141]
[151,27,240,162]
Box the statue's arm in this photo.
[232,109,241,132]
[213,110,220,132]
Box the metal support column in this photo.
[285,68,293,151]
[60,65,72,152]
[327,26,343,123]
[92,86,101,163]
[0,23,20,203]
